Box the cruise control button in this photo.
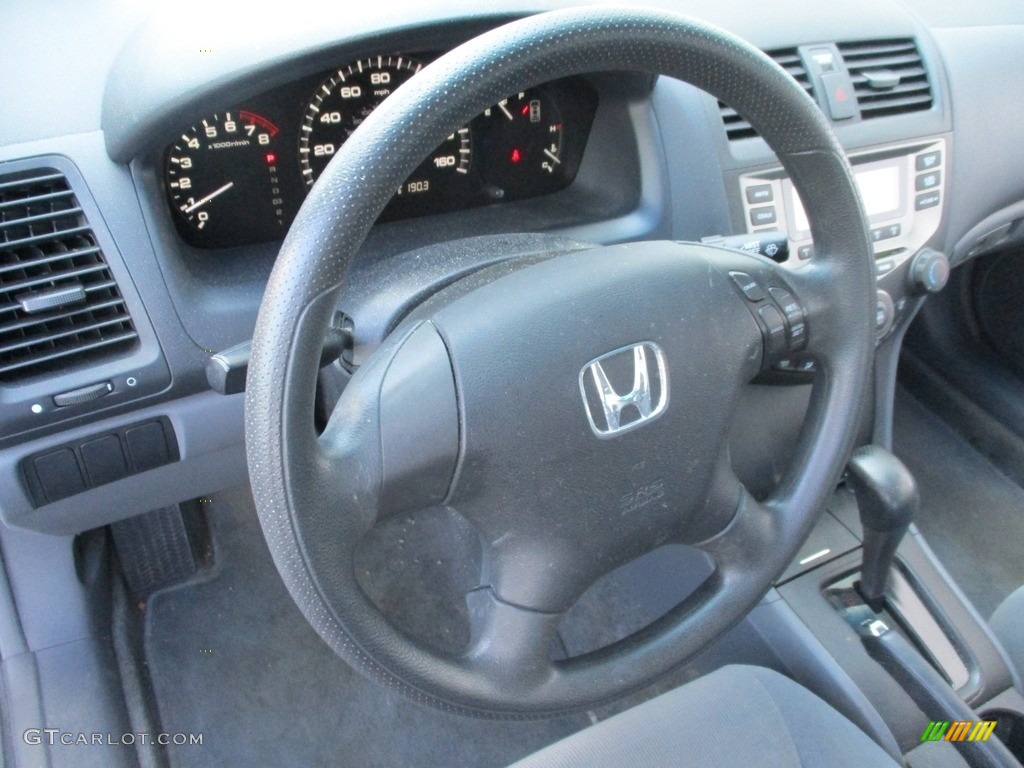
[916,171,941,191]
[769,287,807,351]
[916,192,941,210]
[768,287,801,318]
[745,184,773,204]
[788,319,808,350]
[729,271,766,302]
[758,304,787,354]
[749,206,777,227]
[916,151,941,172]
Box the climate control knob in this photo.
[908,248,950,295]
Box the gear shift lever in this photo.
[846,445,919,611]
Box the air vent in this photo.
[719,48,814,141]
[837,39,932,119]
[0,168,137,381]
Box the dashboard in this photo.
[1,0,1024,539]
[163,56,598,247]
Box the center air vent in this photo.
[719,48,814,141]
[837,39,932,119]
[0,168,138,381]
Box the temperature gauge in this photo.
[478,87,566,199]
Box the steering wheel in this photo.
[245,6,874,717]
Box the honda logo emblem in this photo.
[579,342,669,437]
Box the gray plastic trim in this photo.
[747,595,903,761]
[128,74,658,355]
[0,155,171,447]
[101,0,946,163]
[2,653,48,768]
[710,12,952,173]
[906,528,1023,700]
[928,23,1024,259]
[0,391,245,535]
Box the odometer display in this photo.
[299,56,472,217]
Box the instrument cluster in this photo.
[164,53,598,248]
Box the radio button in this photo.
[876,290,895,338]
[876,259,896,277]
[916,192,941,210]
[750,206,778,226]
[745,184,774,204]
[871,224,902,242]
[916,151,941,171]
[916,171,942,191]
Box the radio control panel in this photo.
[737,138,947,350]
[739,138,945,268]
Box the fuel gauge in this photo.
[478,87,566,200]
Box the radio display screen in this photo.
[791,164,902,234]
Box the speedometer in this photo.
[299,55,472,217]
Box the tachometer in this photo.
[165,110,288,247]
[299,56,472,217]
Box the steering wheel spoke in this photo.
[463,588,562,692]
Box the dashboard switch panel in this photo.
[21,417,179,508]
[80,435,129,486]
[125,422,172,472]
[32,449,87,504]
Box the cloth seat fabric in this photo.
[510,665,900,768]
[990,585,1024,683]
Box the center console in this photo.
[763,450,1024,767]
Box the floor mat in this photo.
[144,487,776,767]
[143,487,587,768]
[893,389,1024,618]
